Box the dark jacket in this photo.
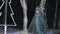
[28,13,47,34]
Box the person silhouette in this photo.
[28,6,47,34]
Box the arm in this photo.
[28,16,36,32]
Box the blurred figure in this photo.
[28,6,47,34]
[27,0,41,29]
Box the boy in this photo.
[28,6,47,34]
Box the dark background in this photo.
[0,0,41,29]
[0,0,60,29]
